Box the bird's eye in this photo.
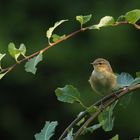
[98,62,102,65]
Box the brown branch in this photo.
[58,111,89,140]
[73,97,117,139]
[58,88,125,140]
[73,84,140,139]
[73,110,101,140]
[0,20,136,77]
[58,84,140,140]
[1,29,84,74]
[113,21,128,26]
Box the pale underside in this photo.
[89,70,116,95]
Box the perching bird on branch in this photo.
[89,58,117,95]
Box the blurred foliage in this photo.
[0,0,140,140]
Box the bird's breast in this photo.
[89,70,116,94]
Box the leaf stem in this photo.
[78,100,88,109]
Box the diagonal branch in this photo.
[1,20,136,77]
[73,84,140,139]
[1,29,83,75]
[58,84,140,140]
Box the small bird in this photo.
[89,58,117,95]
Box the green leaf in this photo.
[52,34,65,43]
[24,52,43,74]
[8,42,27,62]
[98,101,117,132]
[117,72,134,87]
[98,16,115,27]
[87,105,98,114]
[110,134,119,140]
[76,14,92,27]
[0,71,8,79]
[89,16,115,29]
[65,128,73,140]
[119,93,132,107]
[76,117,85,126]
[46,20,68,44]
[8,42,21,62]
[35,121,58,140]
[125,9,140,23]
[0,53,6,61]
[55,85,81,104]
[82,123,103,135]
[19,43,26,57]
[117,73,134,107]
[0,53,6,69]
[116,15,126,22]
[76,111,85,126]
[130,77,140,85]
[136,72,140,77]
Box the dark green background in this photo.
[0,0,140,140]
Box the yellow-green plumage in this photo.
[89,58,116,95]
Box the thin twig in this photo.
[73,110,101,140]
[113,21,128,26]
[58,111,88,140]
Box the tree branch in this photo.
[58,84,140,140]
[74,84,140,139]
[1,20,136,77]
[73,110,101,140]
[1,29,83,74]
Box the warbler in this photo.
[89,58,117,95]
